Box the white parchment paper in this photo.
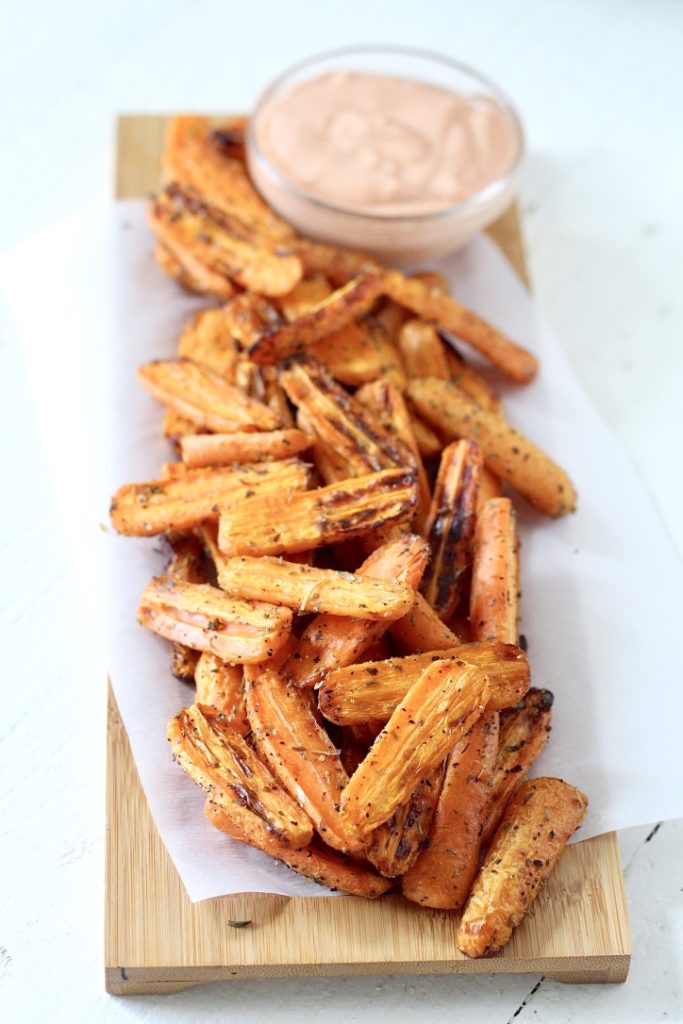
[4,200,682,901]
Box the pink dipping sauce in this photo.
[253,70,518,217]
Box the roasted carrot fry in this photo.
[319,641,529,726]
[383,270,538,384]
[470,498,520,644]
[218,556,414,620]
[194,652,248,733]
[139,576,293,664]
[407,378,576,517]
[402,711,499,909]
[165,533,208,680]
[390,592,461,654]
[280,357,413,476]
[138,358,282,433]
[457,778,588,957]
[163,116,293,240]
[444,345,503,414]
[247,271,383,364]
[205,802,391,897]
[180,428,312,468]
[296,408,347,485]
[177,307,240,380]
[308,319,406,389]
[245,668,361,855]
[398,319,450,380]
[153,241,236,301]
[278,275,333,320]
[149,184,302,296]
[366,768,444,878]
[167,703,312,847]
[356,379,431,533]
[340,656,529,836]
[110,459,311,536]
[480,688,554,846]
[283,533,430,688]
[422,440,482,618]
[218,467,417,557]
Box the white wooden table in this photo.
[1,1,681,1021]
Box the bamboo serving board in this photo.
[105,115,632,995]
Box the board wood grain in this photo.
[105,115,631,994]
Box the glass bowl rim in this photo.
[246,44,525,225]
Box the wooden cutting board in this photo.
[105,115,631,994]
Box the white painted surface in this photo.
[1,1,681,1021]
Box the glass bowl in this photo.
[246,45,524,266]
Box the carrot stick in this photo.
[180,428,312,467]
[217,467,417,557]
[470,498,520,644]
[318,641,529,726]
[218,556,414,620]
[205,802,391,898]
[139,576,292,664]
[245,669,362,855]
[407,378,576,517]
[167,703,312,848]
[457,778,588,957]
[389,592,461,654]
[138,357,282,433]
[194,652,248,733]
[421,440,482,619]
[397,319,451,380]
[383,270,538,384]
[402,711,499,909]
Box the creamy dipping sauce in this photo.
[254,70,518,216]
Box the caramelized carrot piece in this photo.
[167,703,312,848]
[194,652,248,733]
[218,556,414,620]
[245,669,362,855]
[177,307,240,380]
[405,405,443,459]
[283,533,430,688]
[457,778,588,957]
[205,802,391,898]
[180,428,312,467]
[308,319,406,389]
[470,498,520,644]
[139,576,292,664]
[153,241,236,301]
[217,467,417,557]
[407,379,576,517]
[390,592,461,654]
[402,711,499,909]
[290,236,378,287]
[355,379,431,533]
[366,767,444,878]
[383,270,538,384]
[110,458,311,536]
[340,656,529,837]
[138,358,282,433]
[248,272,383,364]
[280,357,413,477]
[162,408,204,447]
[480,688,554,846]
[163,116,293,240]
[149,184,302,296]
[421,440,482,619]
[319,641,529,726]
